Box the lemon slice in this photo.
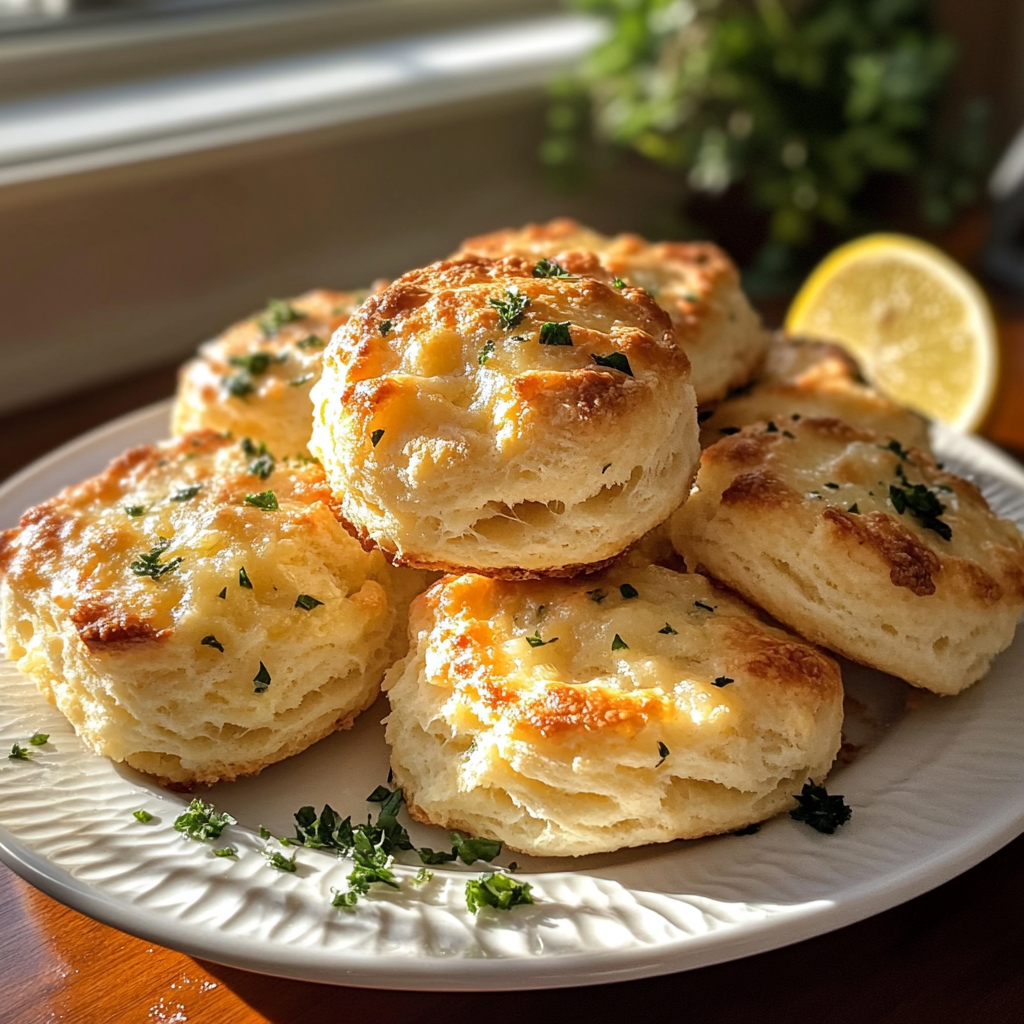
[785,233,998,431]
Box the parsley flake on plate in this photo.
[533,257,571,278]
[244,490,279,511]
[611,633,629,651]
[412,867,433,886]
[173,798,236,841]
[489,287,528,330]
[130,538,182,580]
[591,352,633,376]
[262,848,298,872]
[133,809,154,824]
[213,846,238,857]
[294,594,323,610]
[465,873,534,914]
[8,743,33,761]
[789,781,852,834]
[238,566,253,589]
[28,732,48,746]
[253,662,272,693]
[538,321,573,346]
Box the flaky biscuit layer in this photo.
[310,255,700,576]
[384,566,843,857]
[671,417,1024,694]
[0,431,410,786]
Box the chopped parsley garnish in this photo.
[619,583,638,599]
[533,257,570,278]
[417,846,457,865]
[248,452,276,480]
[370,429,385,448]
[366,786,391,803]
[8,743,32,761]
[465,873,534,914]
[130,538,182,580]
[847,503,860,514]
[789,781,852,834]
[451,833,503,865]
[538,321,573,346]
[882,439,910,460]
[262,848,298,872]
[296,334,324,350]
[658,623,677,634]
[333,832,400,907]
[713,676,733,687]
[244,490,279,511]
[223,373,255,398]
[289,373,314,387]
[253,662,272,693]
[218,587,227,599]
[719,426,740,435]
[170,484,201,502]
[612,277,626,289]
[378,319,393,337]
[259,825,272,840]
[765,421,778,433]
[478,340,495,365]
[412,867,433,886]
[824,482,839,489]
[294,594,323,611]
[29,732,48,746]
[525,630,558,648]
[489,287,529,330]
[229,352,280,376]
[213,846,238,857]
[124,504,145,517]
[694,600,714,612]
[133,809,154,823]
[889,482,952,540]
[238,566,253,589]
[201,635,224,652]
[258,299,304,336]
[656,741,669,767]
[611,633,629,651]
[591,352,633,376]
[586,588,607,603]
[173,798,236,841]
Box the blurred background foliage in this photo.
[544,0,992,292]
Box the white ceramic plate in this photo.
[1,402,1022,991]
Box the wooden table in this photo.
[1,292,1023,1023]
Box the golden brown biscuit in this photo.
[172,289,376,456]
[310,255,700,577]
[384,565,843,857]
[0,431,405,787]
[670,417,1024,694]
[457,218,768,404]
[699,335,931,452]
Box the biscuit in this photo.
[699,335,932,452]
[172,289,373,456]
[309,255,700,577]
[670,417,1024,694]
[0,431,404,787]
[384,565,843,857]
[456,218,768,404]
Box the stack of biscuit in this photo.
[2,219,1022,860]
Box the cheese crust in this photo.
[0,431,407,786]
[456,218,768,404]
[671,417,1024,693]
[310,255,700,576]
[384,565,843,857]
[172,288,374,456]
